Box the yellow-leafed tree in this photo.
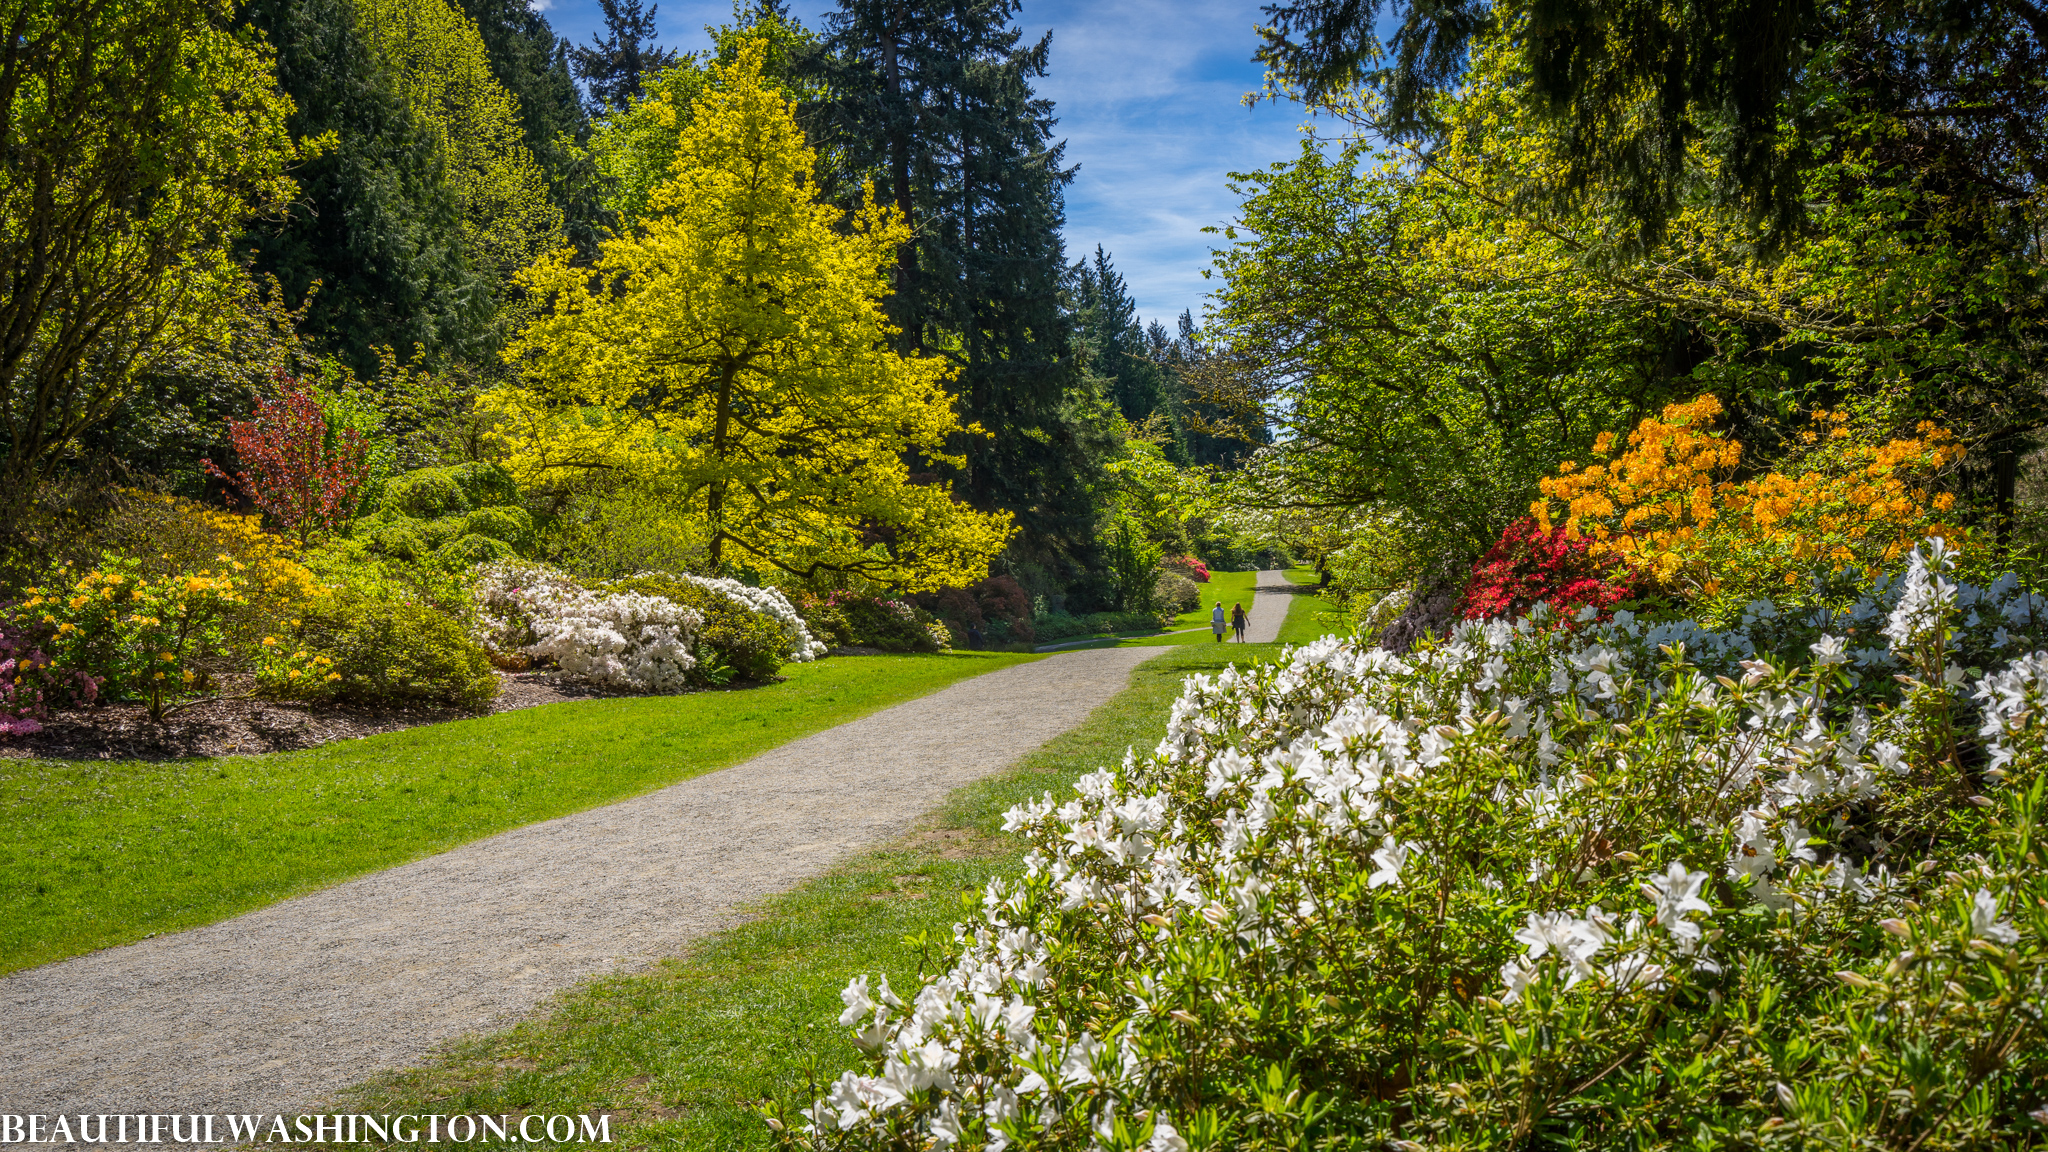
[489,39,1011,591]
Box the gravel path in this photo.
[0,646,1161,1123]
[1243,569,1292,643]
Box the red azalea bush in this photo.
[1162,555,1210,583]
[203,373,373,544]
[1459,517,1639,621]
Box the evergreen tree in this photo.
[1072,245,1164,423]
[240,0,495,376]
[572,0,678,112]
[806,0,1115,600]
[450,0,605,253]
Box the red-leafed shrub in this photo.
[912,575,1035,644]
[203,373,372,543]
[1163,555,1211,583]
[1459,517,1639,621]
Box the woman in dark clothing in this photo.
[1230,602,1248,642]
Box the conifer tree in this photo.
[571,0,678,112]
[805,0,1113,594]
[241,0,495,375]
[493,40,1011,589]
[1072,245,1165,423]
[450,0,603,253]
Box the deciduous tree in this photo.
[490,40,1011,590]
[0,0,299,537]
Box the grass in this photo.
[335,644,1292,1149]
[1275,566,1351,646]
[1164,568,1260,630]
[0,651,1039,976]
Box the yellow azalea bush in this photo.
[252,630,342,702]
[22,557,250,720]
[1532,395,1965,613]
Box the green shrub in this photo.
[459,505,533,549]
[1029,610,1163,643]
[1153,571,1200,614]
[364,520,429,563]
[606,574,787,682]
[839,597,945,652]
[437,533,516,568]
[379,462,518,519]
[290,587,498,710]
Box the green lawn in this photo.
[1275,566,1351,645]
[1051,568,1350,652]
[0,651,1038,975]
[1165,568,1260,630]
[336,644,1290,1150]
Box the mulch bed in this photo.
[0,671,650,763]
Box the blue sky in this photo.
[536,0,1319,328]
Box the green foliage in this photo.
[0,0,300,535]
[1103,517,1164,616]
[287,584,498,709]
[1206,134,1678,588]
[354,0,566,315]
[587,3,819,229]
[242,0,495,377]
[447,0,601,257]
[1153,571,1200,616]
[806,1,1112,586]
[541,481,712,580]
[378,461,520,518]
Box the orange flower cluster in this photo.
[1532,396,1964,597]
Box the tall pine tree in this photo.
[450,0,605,253]
[572,0,678,112]
[240,0,494,375]
[1072,245,1165,424]
[805,0,1116,600]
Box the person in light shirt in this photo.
[1210,602,1226,642]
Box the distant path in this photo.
[1243,569,1293,643]
[1032,569,1296,652]
[0,646,1162,1127]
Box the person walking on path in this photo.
[1211,602,1227,642]
[1231,602,1248,642]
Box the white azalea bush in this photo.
[773,541,2048,1150]
[472,561,702,691]
[670,572,827,663]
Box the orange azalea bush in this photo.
[1532,396,1965,610]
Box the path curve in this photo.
[0,646,1161,1121]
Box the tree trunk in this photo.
[880,6,918,351]
[708,360,735,571]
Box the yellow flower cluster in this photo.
[1533,396,1964,596]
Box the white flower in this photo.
[1810,635,1848,666]
[1368,836,1417,888]
[1499,958,1537,1004]
[1884,539,1958,652]
[1149,1118,1189,1152]
[1059,1033,1101,1086]
[1971,888,2020,945]
[1643,862,1713,942]
[839,974,883,1026]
